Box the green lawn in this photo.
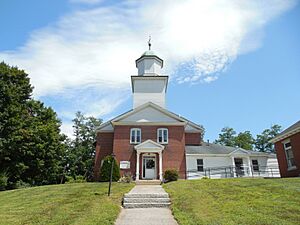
[164,178,300,225]
[0,182,133,225]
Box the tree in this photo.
[0,62,66,188]
[214,127,254,150]
[255,125,282,153]
[66,112,102,181]
[99,155,120,182]
[234,131,254,150]
[214,127,236,147]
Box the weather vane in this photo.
[148,35,151,50]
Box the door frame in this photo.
[142,154,157,180]
[234,158,245,176]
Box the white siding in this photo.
[186,155,231,179]
[133,93,165,109]
[133,79,166,108]
[186,155,280,179]
[185,124,201,132]
[137,58,162,75]
[134,79,166,93]
[99,123,113,132]
[122,107,178,123]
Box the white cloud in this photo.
[60,121,74,138]
[203,76,218,84]
[0,0,297,136]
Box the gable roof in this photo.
[270,120,300,143]
[186,143,273,157]
[134,139,165,151]
[97,102,204,133]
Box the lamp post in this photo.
[108,152,116,196]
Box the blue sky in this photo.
[0,0,299,140]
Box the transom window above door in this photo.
[157,128,168,144]
[130,128,141,144]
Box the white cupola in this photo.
[131,40,168,109]
[135,50,163,76]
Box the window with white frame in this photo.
[197,159,204,172]
[157,128,168,144]
[283,140,295,168]
[130,128,141,144]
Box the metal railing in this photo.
[186,165,280,179]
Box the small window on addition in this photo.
[197,159,204,172]
[252,160,259,172]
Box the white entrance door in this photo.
[144,157,156,179]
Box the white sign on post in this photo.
[120,161,130,169]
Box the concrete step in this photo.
[124,193,169,198]
[136,180,161,185]
[123,202,171,209]
[124,197,170,203]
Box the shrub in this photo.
[0,172,8,191]
[201,176,210,179]
[66,175,87,183]
[99,156,120,182]
[164,169,179,182]
[119,172,132,183]
[15,180,31,189]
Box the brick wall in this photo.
[185,132,202,145]
[112,125,186,179]
[93,132,114,180]
[275,132,300,177]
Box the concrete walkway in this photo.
[115,185,178,225]
[127,184,166,194]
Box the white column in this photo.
[159,151,163,181]
[247,156,253,177]
[136,152,140,181]
[231,157,235,177]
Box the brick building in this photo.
[270,120,300,177]
[94,47,278,181]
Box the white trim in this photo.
[159,152,163,181]
[96,102,204,132]
[186,153,270,157]
[287,166,297,171]
[131,76,168,93]
[157,128,168,144]
[98,130,114,133]
[136,152,140,180]
[113,102,186,123]
[112,121,186,126]
[96,121,114,132]
[134,139,165,151]
[270,127,300,143]
[229,148,250,155]
[142,154,157,180]
[282,139,296,169]
[130,128,141,144]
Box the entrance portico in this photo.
[134,140,165,181]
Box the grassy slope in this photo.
[164,178,300,225]
[0,182,133,225]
